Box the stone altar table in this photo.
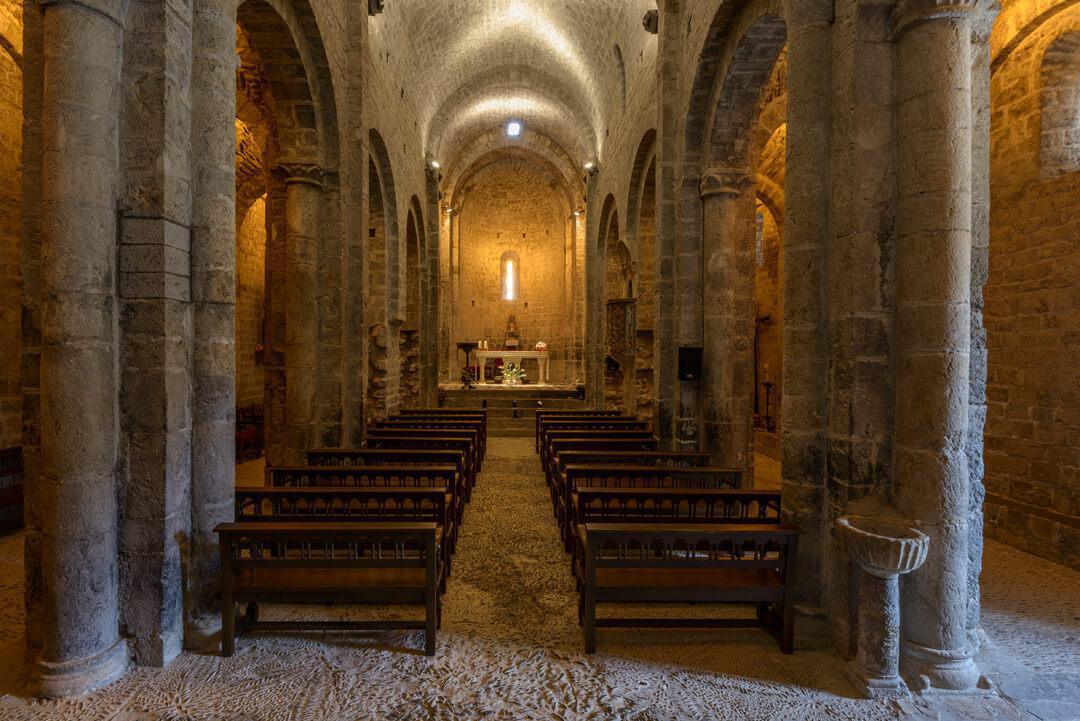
[476,350,551,385]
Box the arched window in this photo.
[501,251,520,301]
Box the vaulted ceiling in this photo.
[369,0,658,190]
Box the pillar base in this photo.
[901,639,981,692]
[35,639,128,698]
[846,661,910,699]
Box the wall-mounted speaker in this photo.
[678,346,703,382]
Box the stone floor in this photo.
[0,437,1076,720]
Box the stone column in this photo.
[893,0,980,692]
[188,0,237,645]
[282,165,322,462]
[699,167,754,474]
[583,172,603,405]
[35,0,127,696]
[782,0,832,644]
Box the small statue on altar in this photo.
[505,315,520,348]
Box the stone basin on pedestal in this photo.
[837,509,929,699]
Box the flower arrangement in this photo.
[534,340,548,352]
[502,363,527,385]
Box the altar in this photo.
[476,350,551,385]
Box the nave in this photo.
[0,435,1076,720]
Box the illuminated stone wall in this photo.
[0,0,20,449]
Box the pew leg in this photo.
[583,587,596,653]
[781,593,794,655]
[222,592,235,657]
[245,602,259,625]
[425,593,438,656]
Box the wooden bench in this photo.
[217,522,441,656]
[548,451,711,501]
[268,465,462,523]
[540,430,657,476]
[569,487,782,564]
[396,410,487,437]
[235,485,458,557]
[559,465,743,545]
[535,410,625,451]
[533,407,622,446]
[576,523,798,654]
[306,448,471,499]
[0,447,22,532]
[537,419,645,458]
[544,437,661,480]
[366,429,482,477]
[374,419,486,462]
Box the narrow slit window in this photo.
[501,252,520,301]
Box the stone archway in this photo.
[626,130,658,429]
[366,129,400,421]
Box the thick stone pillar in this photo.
[893,0,980,692]
[187,0,237,645]
[699,168,754,474]
[782,0,832,644]
[282,166,322,462]
[35,0,127,696]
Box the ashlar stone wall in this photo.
[985,3,1080,570]
[0,0,20,450]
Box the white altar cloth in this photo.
[476,350,550,384]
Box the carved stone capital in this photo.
[893,0,978,35]
[699,167,752,200]
[277,163,324,187]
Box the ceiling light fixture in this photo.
[584,161,596,171]
[507,121,522,137]
[430,160,440,169]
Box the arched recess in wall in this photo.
[600,197,636,414]
[985,4,1080,572]
[400,204,422,409]
[367,129,400,420]
[233,0,339,469]
[688,0,787,484]
[1040,30,1080,177]
[626,129,658,429]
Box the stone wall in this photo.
[754,202,783,432]
[985,4,1080,570]
[0,0,20,450]
[235,197,266,408]
[454,159,573,383]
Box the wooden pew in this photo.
[217,522,441,656]
[374,419,486,462]
[268,465,462,523]
[548,451,711,500]
[306,448,471,500]
[537,418,645,458]
[559,465,743,545]
[576,523,799,654]
[396,409,487,437]
[544,437,660,480]
[362,435,478,500]
[540,430,656,476]
[568,487,782,564]
[535,410,624,451]
[235,485,458,556]
[366,428,482,475]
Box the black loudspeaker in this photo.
[678,346,703,382]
